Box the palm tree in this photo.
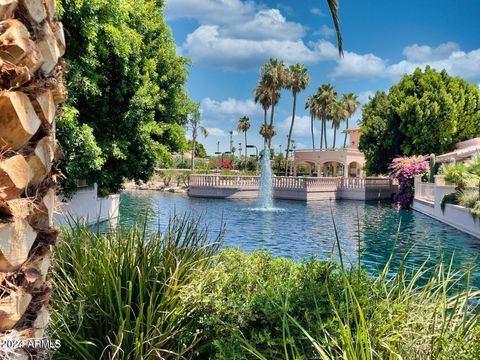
[285,64,310,173]
[342,93,360,147]
[237,116,251,157]
[330,100,349,148]
[254,79,278,145]
[259,124,277,146]
[261,58,287,148]
[316,84,337,149]
[305,95,317,150]
[0,0,66,350]
[189,106,208,170]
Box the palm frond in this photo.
[327,0,343,56]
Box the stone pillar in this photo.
[333,162,337,177]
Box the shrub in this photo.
[185,249,375,359]
[458,189,480,208]
[389,155,429,209]
[51,217,222,360]
[161,168,177,186]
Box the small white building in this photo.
[293,128,366,177]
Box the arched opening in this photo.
[318,161,345,177]
[292,161,316,177]
[347,161,363,178]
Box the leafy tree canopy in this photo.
[359,67,480,175]
[57,0,194,195]
[188,141,207,158]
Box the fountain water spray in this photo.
[256,146,274,209]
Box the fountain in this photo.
[256,146,274,209]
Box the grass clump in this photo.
[51,216,221,360]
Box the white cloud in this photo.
[386,48,480,80]
[206,127,229,136]
[165,0,257,25]
[201,97,261,116]
[402,42,460,62]
[330,42,480,81]
[313,24,335,38]
[280,115,320,138]
[310,7,325,16]
[331,52,387,80]
[182,26,338,70]
[226,9,305,41]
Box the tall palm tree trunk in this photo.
[333,127,337,148]
[320,117,324,149]
[310,115,315,151]
[263,108,268,145]
[285,92,297,174]
[268,100,275,148]
[244,131,247,157]
[323,119,328,149]
[343,118,349,148]
[191,131,196,170]
[0,1,66,358]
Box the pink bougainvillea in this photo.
[218,159,233,169]
[389,155,429,209]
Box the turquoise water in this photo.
[120,191,480,283]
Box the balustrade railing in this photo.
[415,182,436,202]
[189,175,393,191]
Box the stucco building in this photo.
[293,128,366,178]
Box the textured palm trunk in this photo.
[285,92,297,175]
[310,115,315,151]
[0,1,65,358]
[343,118,349,148]
[191,129,196,171]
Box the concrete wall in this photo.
[413,176,480,238]
[54,184,120,227]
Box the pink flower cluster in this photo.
[218,159,233,169]
[389,155,429,209]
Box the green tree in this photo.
[342,93,360,147]
[359,67,480,175]
[285,64,310,172]
[58,0,193,195]
[189,107,208,170]
[188,141,207,158]
[237,116,251,157]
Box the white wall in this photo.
[54,184,120,227]
[413,176,480,239]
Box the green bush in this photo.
[51,217,222,360]
[186,249,375,359]
[458,189,480,208]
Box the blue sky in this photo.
[165,0,480,155]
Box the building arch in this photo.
[346,161,363,178]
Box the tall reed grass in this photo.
[51,216,222,359]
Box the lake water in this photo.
[120,191,480,284]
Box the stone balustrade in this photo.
[188,175,395,201]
